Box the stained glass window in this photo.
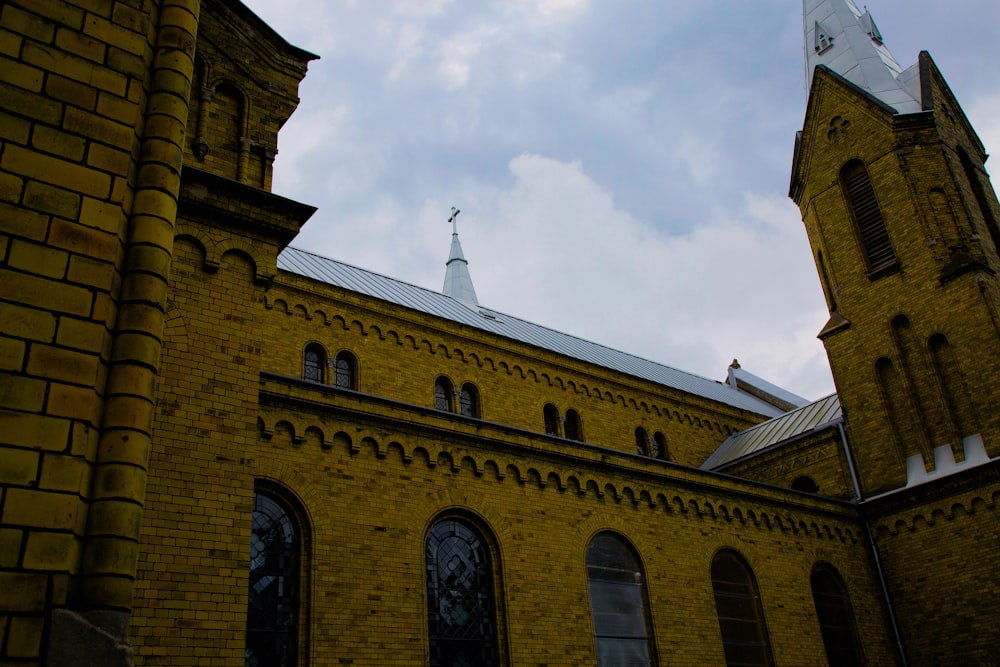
[459,384,479,418]
[334,352,355,389]
[711,550,773,667]
[303,344,324,383]
[426,519,500,667]
[586,532,657,666]
[436,378,453,411]
[246,490,300,667]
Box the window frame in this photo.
[303,343,326,383]
[811,563,863,667]
[710,549,774,667]
[333,351,356,390]
[459,383,480,418]
[435,377,454,412]
[564,409,583,441]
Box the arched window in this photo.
[543,404,560,436]
[841,160,897,275]
[653,432,669,461]
[586,532,657,666]
[564,409,583,441]
[303,344,325,383]
[247,488,303,667]
[435,377,453,411]
[334,351,356,389]
[635,427,649,456]
[811,564,862,667]
[711,550,773,667]
[459,383,479,418]
[791,475,820,493]
[426,518,501,667]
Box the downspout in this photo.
[837,422,909,667]
[77,0,201,639]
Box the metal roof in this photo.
[277,246,787,417]
[701,393,842,470]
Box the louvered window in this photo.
[842,161,897,275]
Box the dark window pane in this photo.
[303,346,323,383]
[543,405,559,436]
[435,380,452,411]
[565,410,582,441]
[460,385,477,417]
[334,354,353,389]
[811,566,862,667]
[842,161,896,273]
[711,551,772,667]
[247,491,299,667]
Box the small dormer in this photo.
[185,0,318,190]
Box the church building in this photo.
[0,0,997,665]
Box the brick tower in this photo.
[790,0,1000,496]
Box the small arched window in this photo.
[543,404,560,436]
[303,344,325,383]
[711,550,773,667]
[792,475,820,494]
[459,383,480,418]
[247,488,304,667]
[635,427,649,456]
[426,518,501,667]
[564,409,583,441]
[435,377,453,411]
[653,432,669,461]
[586,532,657,666]
[334,351,356,390]
[841,160,897,275]
[811,564,862,667]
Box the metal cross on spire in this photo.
[448,206,461,235]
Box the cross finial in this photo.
[447,206,461,235]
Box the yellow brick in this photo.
[48,217,120,260]
[23,180,82,219]
[0,108,31,143]
[8,237,69,278]
[47,382,102,423]
[13,0,83,30]
[1,488,81,531]
[39,452,89,493]
[23,530,79,570]
[54,24,106,62]
[0,528,24,567]
[0,170,23,202]
[0,53,43,91]
[96,89,140,125]
[83,13,148,56]
[56,316,108,355]
[6,615,44,659]
[0,374,46,412]
[0,409,71,451]
[0,27,21,58]
[64,105,134,149]
[67,253,117,291]
[1,144,111,198]
[0,5,56,43]
[27,344,100,385]
[0,572,47,611]
[32,124,87,161]
[0,336,25,371]
[0,200,49,241]
[45,72,97,110]
[23,41,126,96]
[0,301,57,342]
[0,446,39,485]
[0,80,63,125]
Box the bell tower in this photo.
[790,0,1000,495]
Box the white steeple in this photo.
[803,0,921,113]
[442,208,479,305]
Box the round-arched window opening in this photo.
[792,475,820,494]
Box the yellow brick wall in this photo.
[0,0,158,662]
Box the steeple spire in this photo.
[803,0,921,113]
[442,207,479,305]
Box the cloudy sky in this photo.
[241,0,1000,401]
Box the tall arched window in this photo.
[247,489,303,667]
[811,564,862,667]
[841,160,897,275]
[711,550,773,667]
[564,409,583,441]
[543,404,560,436]
[303,344,325,383]
[635,427,649,456]
[435,377,454,412]
[459,383,480,418]
[334,351,356,389]
[957,146,1000,254]
[426,518,501,667]
[586,532,657,666]
[653,432,669,461]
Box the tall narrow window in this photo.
[303,344,325,383]
[586,532,657,666]
[635,427,649,456]
[426,518,501,667]
[564,409,583,441]
[543,404,560,436]
[435,377,454,412]
[811,565,862,667]
[247,489,302,667]
[653,432,669,461]
[957,146,1000,254]
[842,160,897,275]
[334,351,356,389]
[711,550,773,667]
[459,383,480,418]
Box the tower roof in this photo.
[442,216,479,305]
[803,0,921,113]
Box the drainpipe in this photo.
[77,0,201,639]
[837,422,909,667]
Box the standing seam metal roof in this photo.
[277,247,786,417]
[701,393,842,470]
